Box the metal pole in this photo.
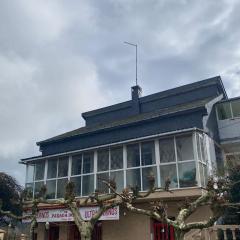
[124,41,138,86]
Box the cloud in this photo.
[0,0,240,185]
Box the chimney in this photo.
[131,85,142,114]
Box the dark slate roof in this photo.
[82,76,227,118]
[37,97,212,145]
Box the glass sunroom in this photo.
[25,130,214,199]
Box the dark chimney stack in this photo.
[131,85,142,114]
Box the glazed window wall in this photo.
[25,132,210,199]
[217,99,240,120]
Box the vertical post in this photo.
[136,44,138,86]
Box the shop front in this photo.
[23,206,119,240]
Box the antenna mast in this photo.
[124,41,138,86]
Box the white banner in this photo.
[23,206,119,223]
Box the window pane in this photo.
[83,152,94,174]
[199,163,204,187]
[141,141,156,166]
[178,162,197,188]
[97,149,109,172]
[203,165,208,186]
[159,138,175,163]
[82,175,94,196]
[72,154,82,176]
[231,99,240,118]
[57,178,68,198]
[217,102,231,120]
[110,171,124,192]
[25,183,33,199]
[58,157,69,177]
[142,166,157,191]
[97,172,109,194]
[47,158,58,179]
[26,165,34,183]
[127,144,140,168]
[160,164,178,188]
[34,181,44,197]
[46,180,56,199]
[35,162,45,180]
[110,147,123,170]
[176,135,194,161]
[126,168,141,188]
[71,176,81,196]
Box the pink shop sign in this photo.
[23,206,119,223]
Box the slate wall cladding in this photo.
[40,109,205,156]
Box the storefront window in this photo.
[35,162,45,180]
[72,154,82,176]
[159,138,175,163]
[178,162,197,187]
[127,144,140,168]
[110,147,123,170]
[47,158,58,179]
[83,152,94,174]
[160,164,178,188]
[58,157,68,177]
[97,149,109,172]
[176,135,194,161]
[141,141,155,166]
[46,180,56,199]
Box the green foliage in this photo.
[0,172,23,225]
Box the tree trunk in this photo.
[76,221,93,240]
[174,229,186,240]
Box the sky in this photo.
[1,0,240,186]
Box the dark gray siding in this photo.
[40,108,206,156]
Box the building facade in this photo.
[21,76,236,240]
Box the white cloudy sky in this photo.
[1,0,240,185]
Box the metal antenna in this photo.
[124,41,138,86]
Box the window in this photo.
[46,180,56,199]
[72,154,82,176]
[83,152,94,173]
[35,162,45,180]
[58,157,68,177]
[26,165,34,183]
[127,144,140,167]
[231,99,240,118]
[176,135,194,161]
[217,102,231,120]
[178,162,197,187]
[97,149,109,172]
[57,178,68,198]
[71,176,81,196]
[160,164,178,188]
[110,147,123,170]
[142,166,157,190]
[126,168,141,188]
[82,175,94,196]
[110,171,124,192]
[141,141,155,166]
[47,159,57,179]
[159,138,175,163]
